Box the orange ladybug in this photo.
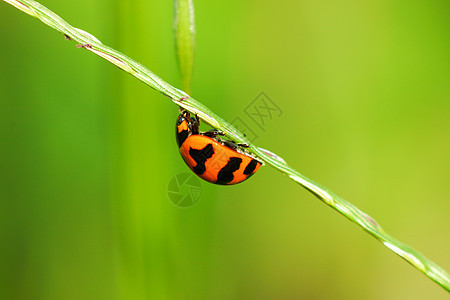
[176,111,261,185]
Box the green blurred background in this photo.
[0,0,449,299]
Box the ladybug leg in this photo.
[236,143,249,148]
[223,141,239,151]
[194,114,200,126]
[224,141,249,149]
[203,130,225,138]
[179,109,187,116]
[189,114,200,134]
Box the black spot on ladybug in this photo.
[176,129,189,147]
[216,157,242,185]
[189,144,214,175]
[243,159,258,175]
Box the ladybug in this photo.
[176,111,261,185]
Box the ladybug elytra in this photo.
[176,111,261,185]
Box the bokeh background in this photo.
[0,0,449,299]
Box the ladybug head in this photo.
[176,111,199,147]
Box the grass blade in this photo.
[173,0,195,94]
